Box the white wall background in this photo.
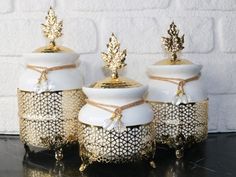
[0,0,236,134]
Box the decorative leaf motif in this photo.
[41,7,63,48]
[161,22,184,62]
[101,33,127,79]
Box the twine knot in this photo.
[149,75,200,105]
[38,69,48,84]
[85,99,144,132]
[27,64,76,93]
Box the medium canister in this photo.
[78,34,156,171]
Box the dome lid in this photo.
[34,7,73,53]
[156,22,192,65]
[91,33,142,88]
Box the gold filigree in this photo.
[148,100,208,158]
[41,7,63,52]
[161,22,184,63]
[101,33,127,79]
[78,122,156,171]
[18,89,86,160]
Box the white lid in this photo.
[79,85,154,126]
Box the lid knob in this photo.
[161,22,184,64]
[40,7,63,53]
[101,33,127,79]
[91,33,141,88]
[34,7,73,53]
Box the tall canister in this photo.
[17,7,86,160]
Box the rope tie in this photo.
[149,75,199,105]
[27,64,77,93]
[86,99,144,132]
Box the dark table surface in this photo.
[0,133,235,177]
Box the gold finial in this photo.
[161,22,184,63]
[41,6,63,52]
[101,33,127,79]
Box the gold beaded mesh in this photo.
[78,122,156,164]
[18,89,86,148]
[148,100,208,147]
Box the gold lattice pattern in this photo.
[18,89,86,149]
[78,123,156,164]
[148,100,208,148]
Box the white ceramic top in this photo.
[24,52,79,66]
[148,64,202,78]
[18,53,84,91]
[146,63,208,102]
[79,85,154,126]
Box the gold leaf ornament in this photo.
[101,33,127,79]
[41,7,63,51]
[161,22,184,63]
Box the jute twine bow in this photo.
[85,99,144,132]
[149,75,200,105]
[27,64,76,84]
